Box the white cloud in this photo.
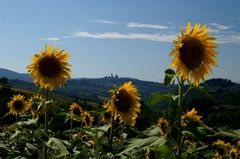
[127,22,169,29]
[216,33,240,44]
[209,23,230,30]
[72,31,176,42]
[42,37,60,41]
[209,28,220,33]
[92,19,118,24]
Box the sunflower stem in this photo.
[109,115,114,151]
[177,78,184,158]
[70,118,73,158]
[43,91,49,159]
[94,116,101,159]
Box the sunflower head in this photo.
[27,44,72,90]
[181,108,203,126]
[106,81,141,126]
[157,117,170,136]
[100,111,112,125]
[69,102,83,121]
[170,22,218,86]
[84,111,94,128]
[229,146,239,159]
[28,94,45,116]
[8,94,28,116]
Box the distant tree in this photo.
[0,77,8,85]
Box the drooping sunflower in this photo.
[100,111,112,125]
[8,94,28,116]
[27,44,72,90]
[69,102,83,121]
[27,94,45,116]
[181,108,203,126]
[83,111,94,128]
[170,22,218,86]
[157,117,170,136]
[105,81,141,126]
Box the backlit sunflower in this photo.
[181,108,203,126]
[84,111,94,128]
[27,44,71,90]
[101,111,112,125]
[106,81,141,126]
[69,102,83,121]
[27,94,45,116]
[157,117,170,136]
[170,22,217,86]
[8,94,28,116]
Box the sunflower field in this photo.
[0,22,240,159]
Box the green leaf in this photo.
[118,136,166,156]
[147,93,172,106]
[10,130,21,140]
[46,137,69,156]
[165,69,175,75]
[96,124,111,132]
[26,143,41,157]
[164,69,176,86]
[17,117,39,126]
[142,126,160,136]
[0,143,11,152]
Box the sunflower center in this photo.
[13,100,24,110]
[114,89,132,113]
[73,107,81,116]
[160,122,167,131]
[38,56,61,78]
[85,116,90,124]
[104,112,111,120]
[179,38,204,69]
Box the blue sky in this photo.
[0,0,240,82]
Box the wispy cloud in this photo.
[92,19,118,24]
[41,37,61,41]
[127,22,169,29]
[216,33,240,44]
[209,23,230,30]
[209,29,220,33]
[72,31,176,42]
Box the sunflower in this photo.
[101,111,112,125]
[157,117,170,136]
[229,146,239,159]
[213,140,231,158]
[27,44,71,90]
[145,146,155,159]
[69,102,83,121]
[84,111,94,128]
[27,94,45,116]
[181,108,203,126]
[170,22,217,86]
[8,94,28,116]
[105,81,141,126]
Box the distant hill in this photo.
[0,67,169,102]
[0,68,32,82]
[1,68,240,105]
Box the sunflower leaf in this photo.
[164,69,176,86]
[118,136,165,156]
[10,130,21,140]
[147,93,172,106]
[46,137,69,156]
[17,117,38,126]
